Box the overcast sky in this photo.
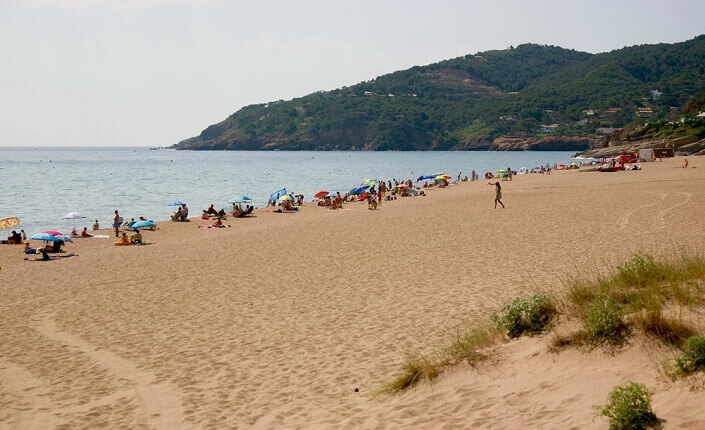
[1,0,704,147]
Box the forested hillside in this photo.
[174,35,705,151]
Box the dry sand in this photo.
[1,156,704,429]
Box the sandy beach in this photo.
[1,157,704,429]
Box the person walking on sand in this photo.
[683,158,689,169]
[113,210,121,237]
[488,181,505,209]
[507,166,512,181]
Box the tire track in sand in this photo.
[617,192,667,231]
[0,360,54,430]
[38,314,189,429]
[656,191,693,229]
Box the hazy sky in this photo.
[1,0,704,147]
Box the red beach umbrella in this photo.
[314,190,330,198]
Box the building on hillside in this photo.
[605,107,622,115]
[583,109,595,116]
[499,115,517,122]
[650,89,663,98]
[696,112,705,118]
[538,124,559,134]
[637,107,654,117]
[596,127,619,135]
[545,109,554,114]
[363,91,373,96]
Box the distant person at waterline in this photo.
[113,210,121,237]
[488,181,505,209]
[93,220,100,230]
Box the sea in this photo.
[0,147,577,234]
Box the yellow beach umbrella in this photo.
[0,216,20,230]
[279,195,293,201]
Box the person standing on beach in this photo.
[507,166,512,181]
[488,181,505,209]
[113,210,120,237]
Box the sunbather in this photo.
[81,227,93,237]
[130,231,142,244]
[114,232,131,246]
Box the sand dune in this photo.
[1,157,704,428]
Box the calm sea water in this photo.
[0,147,576,234]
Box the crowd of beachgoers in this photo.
[1,159,619,260]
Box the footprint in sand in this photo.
[37,314,190,429]
[0,360,54,430]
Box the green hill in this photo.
[174,35,705,151]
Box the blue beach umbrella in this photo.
[30,233,63,242]
[166,200,186,206]
[326,191,337,198]
[270,189,287,201]
[229,196,252,204]
[349,185,370,195]
[416,175,435,181]
[130,220,155,230]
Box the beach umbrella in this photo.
[314,190,330,199]
[279,194,294,201]
[60,235,73,243]
[166,200,186,206]
[349,185,369,195]
[62,212,87,220]
[30,233,63,242]
[416,175,435,181]
[130,220,155,230]
[270,188,287,201]
[43,230,63,236]
[228,196,252,204]
[362,179,378,186]
[326,191,337,198]
[0,216,20,230]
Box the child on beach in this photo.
[488,181,505,209]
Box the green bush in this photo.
[584,295,625,342]
[600,382,657,429]
[676,336,705,374]
[492,294,557,338]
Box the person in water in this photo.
[488,181,505,209]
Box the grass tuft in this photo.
[583,295,627,344]
[492,293,557,338]
[600,382,658,430]
[635,311,696,348]
[381,353,440,394]
[676,336,705,375]
[445,324,502,364]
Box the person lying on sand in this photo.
[25,248,77,261]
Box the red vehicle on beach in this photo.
[616,151,638,164]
